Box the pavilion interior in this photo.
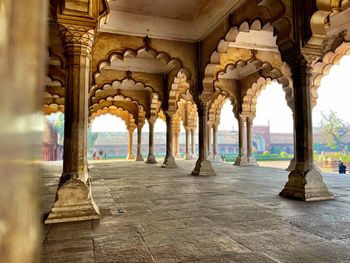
[2,0,350,262]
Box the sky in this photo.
[91,55,350,133]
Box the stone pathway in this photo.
[41,160,350,263]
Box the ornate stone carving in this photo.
[58,24,95,53]
[321,30,347,54]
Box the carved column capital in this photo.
[58,24,95,56]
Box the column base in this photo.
[136,154,144,161]
[145,154,157,164]
[45,176,100,224]
[184,153,192,160]
[191,157,216,176]
[280,166,335,201]
[126,154,135,160]
[161,156,177,168]
[234,156,249,166]
[212,154,223,163]
[247,156,258,166]
[286,158,295,171]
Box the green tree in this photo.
[320,111,350,154]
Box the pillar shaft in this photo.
[46,25,100,224]
[238,118,245,157]
[62,32,92,180]
[213,125,218,156]
[280,55,333,201]
[127,129,135,159]
[184,127,191,160]
[246,118,253,158]
[191,129,195,157]
[192,101,216,176]
[162,112,177,168]
[207,124,212,156]
[246,117,257,165]
[185,129,190,155]
[146,120,157,164]
[136,126,144,161]
[234,117,248,166]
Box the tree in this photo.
[320,111,350,154]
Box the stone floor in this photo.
[41,160,350,263]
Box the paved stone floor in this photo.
[41,160,350,263]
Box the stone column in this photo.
[280,55,334,201]
[127,128,135,159]
[192,101,216,176]
[174,131,180,157]
[246,116,257,165]
[162,112,177,168]
[0,0,46,258]
[136,125,144,161]
[146,119,157,164]
[46,25,100,223]
[234,117,248,165]
[286,113,296,171]
[191,128,196,158]
[207,124,212,158]
[212,124,222,162]
[184,127,192,160]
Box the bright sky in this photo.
[312,55,350,127]
[91,55,350,133]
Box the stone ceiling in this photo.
[99,0,244,42]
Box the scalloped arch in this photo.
[93,47,183,84]
[310,42,350,108]
[202,12,292,100]
[241,76,293,118]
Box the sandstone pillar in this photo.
[280,55,334,201]
[146,119,157,164]
[162,112,177,168]
[246,116,257,165]
[184,127,192,160]
[234,117,248,165]
[286,115,296,171]
[191,128,196,158]
[212,124,222,162]
[0,0,46,258]
[207,124,212,158]
[127,128,135,159]
[174,131,180,157]
[192,101,216,176]
[136,125,144,161]
[45,25,100,223]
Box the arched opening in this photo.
[312,55,350,171]
[90,113,130,160]
[154,115,167,157]
[43,112,64,161]
[254,82,293,166]
[217,100,238,162]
